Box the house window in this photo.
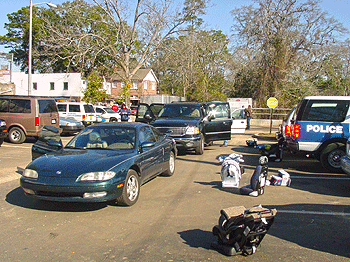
[132,81,138,89]
[112,81,117,89]
[121,82,124,89]
[63,82,68,90]
[152,82,156,91]
[33,82,37,90]
[50,82,55,90]
[144,81,147,90]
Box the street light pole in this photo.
[28,0,33,95]
[28,1,57,96]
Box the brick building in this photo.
[109,69,158,105]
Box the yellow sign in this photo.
[267,97,278,109]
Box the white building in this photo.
[0,72,86,100]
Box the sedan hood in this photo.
[27,149,135,177]
[152,118,201,127]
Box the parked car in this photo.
[136,102,232,155]
[287,96,350,172]
[231,108,247,133]
[56,102,97,126]
[0,119,7,146]
[60,117,85,135]
[94,105,121,122]
[20,122,177,206]
[0,95,59,143]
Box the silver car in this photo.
[60,116,84,135]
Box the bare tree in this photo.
[152,29,231,101]
[230,0,348,105]
[38,0,207,103]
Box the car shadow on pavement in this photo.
[265,203,350,259]
[280,170,350,197]
[194,180,242,195]
[6,187,107,212]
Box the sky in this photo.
[0,0,349,71]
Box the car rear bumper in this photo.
[60,125,84,134]
[0,129,7,139]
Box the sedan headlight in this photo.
[186,126,200,135]
[23,169,38,179]
[79,171,116,181]
[0,120,6,127]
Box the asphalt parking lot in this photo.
[0,125,350,261]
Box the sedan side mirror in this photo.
[139,141,155,153]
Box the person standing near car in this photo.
[245,105,252,130]
[119,103,131,122]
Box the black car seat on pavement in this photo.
[212,205,277,256]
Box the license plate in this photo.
[51,119,57,124]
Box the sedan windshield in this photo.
[158,104,202,119]
[66,125,136,150]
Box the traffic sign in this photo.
[267,97,278,109]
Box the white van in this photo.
[56,102,97,126]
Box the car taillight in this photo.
[82,114,86,121]
[293,124,300,139]
[285,125,291,136]
[35,117,39,126]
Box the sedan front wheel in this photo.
[117,170,140,206]
[162,151,175,177]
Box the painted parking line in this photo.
[278,210,350,216]
[291,176,350,180]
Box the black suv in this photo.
[136,102,232,154]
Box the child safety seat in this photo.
[212,205,277,256]
[219,153,244,188]
[240,156,268,197]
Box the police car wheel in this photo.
[320,145,345,173]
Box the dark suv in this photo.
[136,102,232,154]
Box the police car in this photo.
[287,96,350,172]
